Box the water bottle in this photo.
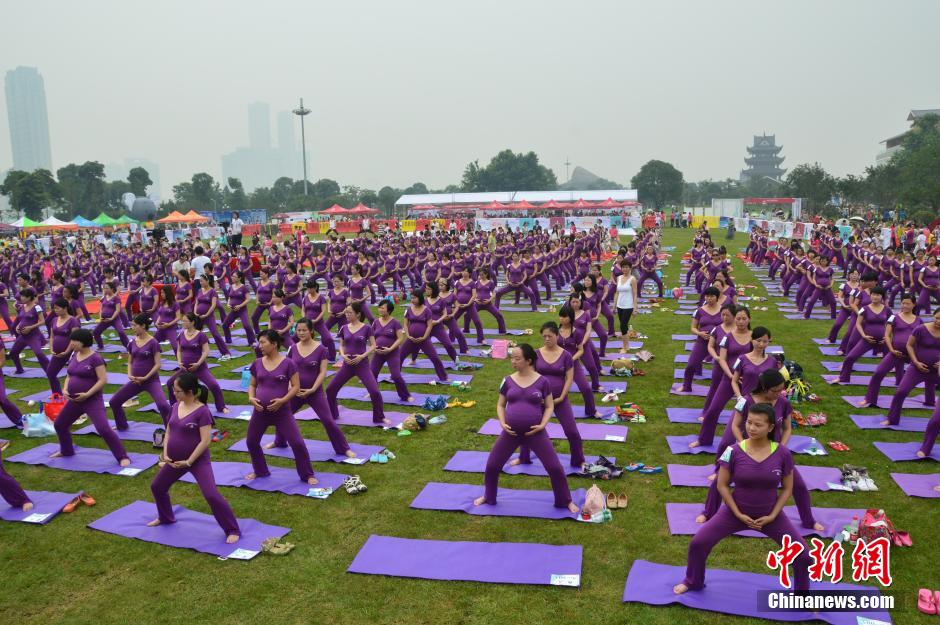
[240,367,251,390]
[849,515,859,533]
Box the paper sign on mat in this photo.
[550,574,580,586]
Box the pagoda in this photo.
[740,134,786,182]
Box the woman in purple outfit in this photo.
[674,403,812,595]
[301,279,336,361]
[836,286,890,383]
[266,319,355,457]
[494,252,537,311]
[347,264,374,323]
[165,314,229,415]
[473,344,579,513]
[858,292,921,407]
[915,255,940,314]
[463,268,506,335]
[515,322,586,469]
[0,446,32,511]
[399,290,449,382]
[325,302,389,426]
[325,274,350,332]
[221,270,255,347]
[123,264,143,324]
[175,271,194,315]
[636,245,663,297]
[9,288,50,374]
[282,262,303,309]
[154,285,181,354]
[148,372,240,543]
[581,277,609,357]
[250,267,275,335]
[681,286,722,392]
[109,314,172,427]
[194,275,231,361]
[568,293,602,391]
[370,299,415,399]
[138,274,159,319]
[45,298,81,395]
[50,329,131,467]
[881,307,940,425]
[245,330,318,484]
[0,343,23,426]
[827,270,859,344]
[266,289,295,350]
[698,304,737,412]
[801,255,837,319]
[424,282,460,363]
[438,278,469,355]
[558,305,598,418]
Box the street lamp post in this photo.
[293,98,311,196]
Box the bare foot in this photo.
[49,451,63,459]
[146,518,162,527]
[880,419,891,426]
[245,473,257,480]
[567,502,580,514]
[813,522,825,532]
[857,400,872,407]
[406,396,415,402]
[307,476,319,485]
[697,416,704,422]
[916,451,926,458]
[262,442,277,450]
[673,583,689,595]
[345,450,357,458]
[508,458,522,466]
[933,485,940,492]
[472,496,487,506]
[836,351,844,356]
[695,514,707,524]
[382,418,393,426]
[688,440,700,449]
[225,534,240,544]
[221,408,231,414]
[706,473,716,482]
[22,502,33,512]
[119,458,131,467]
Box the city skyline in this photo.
[4,66,52,172]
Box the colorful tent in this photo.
[92,213,120,226]
[182,210,209,223]
[348,203,379,215]
[321,204,349,215]
[114,215,139,225]
[480,201,506,210]
[71,216,101,228]
[38,217,78,230]
[156,211,187,224]
[11,216,42,228]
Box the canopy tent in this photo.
[507,200,536,210]
[156,211,187,223]
[71,216,101,228]
[38,217,78,231]
[480,201,507,210]
[114,215,139,225]
[11,216,41,228]
[92,213,120,226]
[320,204,349,215]
[182,210,209,223]
[571,199,595,209]
[348,203,379,215]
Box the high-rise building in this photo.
[277,110,299,179]
[740,134,786,183]
[247,102,271,151]
[4,66,53,172]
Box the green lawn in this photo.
[0,229,932,624]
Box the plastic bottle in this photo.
[849,515,860,533]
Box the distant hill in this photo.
[558,166,624,191]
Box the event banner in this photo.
[473,216,639,232]
[731,218,843,242]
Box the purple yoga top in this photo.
[303,293,325,320]
[129,337,160,377]
[178,330,208,368]
[340,323,372,357]
[256,281,274,306]
[139,286,158,313]
[50,316,80,354]
[692,306,722,337]
[733,354,778,397]
[156,302,179,325]
[166,404,214,461]
[329,288,349,315]
[718,442,794,515]
[288,342,327,388]
[372,317,402,349]
[66,351,106,396]
[911,324,940,366]
[499,374,552,430]
[194,289,217,316]
[858,305,891,341]
[535,349,573,398]
[406,306,432,337]
[250,357,297,409]
[227,284,249,309]
[268,305,292,333]
[717,332,753,373]
[886,314,922,353]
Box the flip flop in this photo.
[625,463,644,472]
[918,589,937,615]
[638,466,662,474]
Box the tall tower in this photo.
[4,66,53,171]
[247,101,271,150]
[740,134,786,183]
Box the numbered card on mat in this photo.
[225,548,260,560]
[116,467,142,476]
[342,457,367,465]
[21,512,51,524]
[550,574,580,587]
[604,434,626,442]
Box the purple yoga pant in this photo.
[110,377,172,427]
[92,317,130,349]
[482,422,571,507]
[150,454,240,537]
[325,359,386,424]
[222,309,256,346]
[246,406,315,481]
[10,331,49,373]
[399,337,448,381]
[269,391,351,454]
[0,449,30,507]
[370,348,414,398]
[54,395,128,462]
[884,365,939,424]
[517,397,586,468]
[165,365,226,412]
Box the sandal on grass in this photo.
[638,466,662,474]
[625,462,644,472]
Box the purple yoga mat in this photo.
[674,354,690,363]
[0,490,79,524]
[666,463,843,491]
[5,443,158,475]
[498,306,550,313]
[820,360,877,373]
[890,472,940,498]
[812,338,838,345]
[335,387,448,406]
[672,368,710,380]
[410,482,585,520]
[88,500,289,559]
[873,441,940,462]
[622,560,893,625]
[823,373,904,387]
[478,328,526,336]
[227,435,383,463]
[290,405,410,428]
[665,502,864,538]
[401,359,482,371]
[4,367,51,379]
[431,346,488,357]
[377,372,473,385]
[348,535,583,586]
[820,345,877,357]
[137,403,256,419]
[666,407,730,425]
[670,383,709,397]
[444,450,610,476]
[74,420,163,442]
[180,461,348,496]
[477,418,627,442]
[672,334,696,341]
[849,414,928,432]
[571,404,616,420]
[19,390,118,403]
[783,313,834,320]
[666,434,825,456]
[841,394,933,410]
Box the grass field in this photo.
[0,228,934,625]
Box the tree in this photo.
[403,182,428,195]
[895,113,940,212]
[783,163,835,214]
[225,177,248,213]
[127,167,153,197]
[631,160,684,209]
[864,163,900,209]
[377,186,399,215]
[271,177,294,208]
[460,150,557,192]
[1,169,60,220]
[190,173,219,210]
[55,161,107,218]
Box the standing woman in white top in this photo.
[615,259,638,354]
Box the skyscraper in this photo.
[247,101,271,151]
[277,110,298,179]
[5,67,52,172]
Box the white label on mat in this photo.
[343,457,367,465]
[856,618,890,625]
[306,487,333,499]
[604,434,625,442]
[226,548,259,560]
[116,467,142,476]
[21,513,51,524]
[550,574,580,586]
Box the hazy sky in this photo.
[2,0,939,196]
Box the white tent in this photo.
[40,216,73,227]
[10,217,27,227]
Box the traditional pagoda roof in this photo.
[908,109,940,121]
